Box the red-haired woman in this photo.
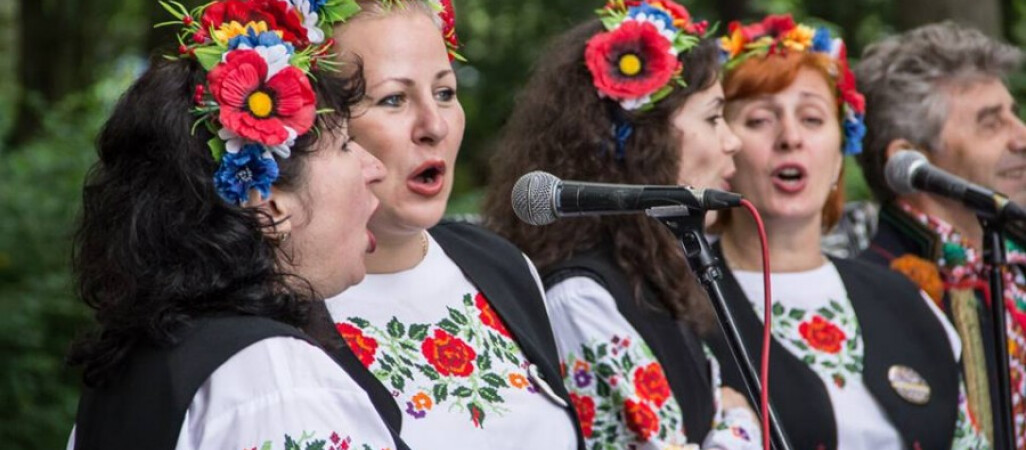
[710,15,985,448]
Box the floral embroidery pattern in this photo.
[561,335,689,448]
[761,299,863,388]
[339,292,535,429]
[897,202,1026,446]
[247,430,390,450]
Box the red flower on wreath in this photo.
[336,322,378,367]
[196,0,309,46]
[437,0,460,58]
[422,329,477,377]
[208,49,317,146]
[475,292,512,338]
[633,363,672,407]
[585,20,679,101]
[570,393,596,438]
[624,398,660,440]
[798,315,846,354]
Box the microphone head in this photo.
[512,171,560,226]
[885,150,928,195]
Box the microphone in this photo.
[885,150,1026,222]
[511,171,744,226]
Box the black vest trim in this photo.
[74,316,315,450]
[542,246,715,442]
[429,221,586,450]
[709,241,958,449]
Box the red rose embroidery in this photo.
[475,292,512,338]
[584,20,679,100]
[422,329,477,377]
[799,315,846,354]
[624,398,660,440]
[336,322,378,367]
[570,393,596,438]
[633,363,672,407]
[196,0,309,46]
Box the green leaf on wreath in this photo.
[408,323,429,341]
[788,308,806,320]
[390,374,405,391]
[193,46,224,71]
[433,383,448,402]
[479,386,503,402]
[347,317,370,328]
[482,373,507,388]
[438,319,460,334]
[417,364,441,380]
[453,386,474,397]
[448,307,469,325]
[387,317,405,338]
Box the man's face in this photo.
[931,78,1026,205]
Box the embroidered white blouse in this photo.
[732,260,987,449]
[547,276,762,450]
[324,233,579,449]
[67,336,398,450]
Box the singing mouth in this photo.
[407,160,447,196]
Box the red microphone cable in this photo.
[740,199,772,450]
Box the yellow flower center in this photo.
[618,53,643,77]
[247,91,274,118]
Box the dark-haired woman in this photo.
[66,2,402,449]
[482,1,759,448]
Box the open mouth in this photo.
[407,161,446,196]
[771,164,807,193]
[998,167,1026,179]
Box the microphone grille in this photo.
[885,150,927,195]
[512,171,560,226]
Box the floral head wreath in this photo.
[719,14,867,155]
[158,0,360,205]
[584,0,709,112]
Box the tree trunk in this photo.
[896,0,1002,37]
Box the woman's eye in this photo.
[435,88,456,102]
[707,115,723,125]
[802,116,825,126]
[340,136,355,152]
[377,94,404,107]
[745,117,769,128]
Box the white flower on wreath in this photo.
[624,13,678,50]
[218,127,297,159]
[287,0,326,44]
[620,95,652,111]
[226,43,293,79]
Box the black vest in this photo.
[709,242,959,449]
[543,246,716,443]
[73,315,406,450]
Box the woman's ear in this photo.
[243,187,294,239]
[885,138,918,161]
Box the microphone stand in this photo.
[648,206,792,450]
[980,216,1016,450]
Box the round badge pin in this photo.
[888,365,931,405]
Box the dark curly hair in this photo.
[67,56,364,387]
[482,20,721,333]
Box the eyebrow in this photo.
[708,96,725,109]
[367,70,455,90]
[977,104,1004,123]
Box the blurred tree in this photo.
[896,0,1002,37]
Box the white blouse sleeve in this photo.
[174,336,397,450]
[546,276,759,449]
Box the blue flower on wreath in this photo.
[228,28,295,54]
[842,112,866,156]
[309,0,328,10]
[811,27,832,53]
[214,144,280,205]
[627,3,679,36]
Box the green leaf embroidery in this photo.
[448,307,469,325]
[347,317,370,328]
[433,383,449,402]
[417,364,441,381]
[788,308,806,320]
[387,317,405,338]
[596,363,615,378]
[390,374,405,390]
[479,386,503,402]
[453,386,474,397]
[468,402,487,427]
[408,323,429,341]
[477,352,492,371]
[463,293,474,307]
[482,372,507,388]
[438,318,460,334]
[583,345,597,364]
[817,308,835,320]
[772,303,785,316]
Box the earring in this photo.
[271,231,291,245]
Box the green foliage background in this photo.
[0,0,1023,448]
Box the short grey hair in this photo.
[854,21,1023,202]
